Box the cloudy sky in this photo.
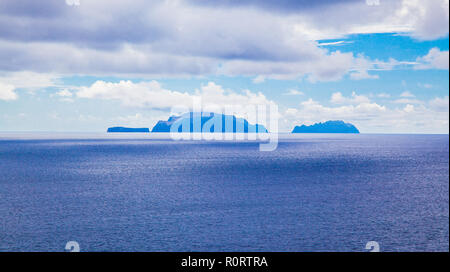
[0,0,448,133]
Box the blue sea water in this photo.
[0,133,448,252]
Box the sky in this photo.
[0,0,448,133]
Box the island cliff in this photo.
[152,112,268,133]
[107,127,150,133]
[292,120,359,133]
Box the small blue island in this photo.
[107,127,150,133]
[292,120,359,133]
[152,112,268,133]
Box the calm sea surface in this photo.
[0,134,448,251]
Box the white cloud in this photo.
[318,41,354,46]
[284,108,299,116]
[403,104,415,113]
[349,55,380,80]
[52,88,74,102]
[331,91,371,104]
[0,40,218,77]
[418,83,433,89]
[377,93,391,98]
[365,0,380,6]
[252,75,265,84]
[283,89,304,96]
[303,98,386,117]
[415,48,450,70]
[0,71,58,90]
[0,82,17,101]
[393,98,423,104]
[372,58,419,71]
[76,80,275,110]
[349,70,379,80]
[196,82,275,108]
[0,0,446,79]
[65,0,81,6]
[402,0,450,40]
[55,89,73,97]
[219,50,359,82]
[429,96,449,112]
[77,80,193,108]
[291,0,448,40]
[115,113,160,128]
[306,51,355,82]
[400,91,415,97]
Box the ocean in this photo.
[0,133,448,252]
